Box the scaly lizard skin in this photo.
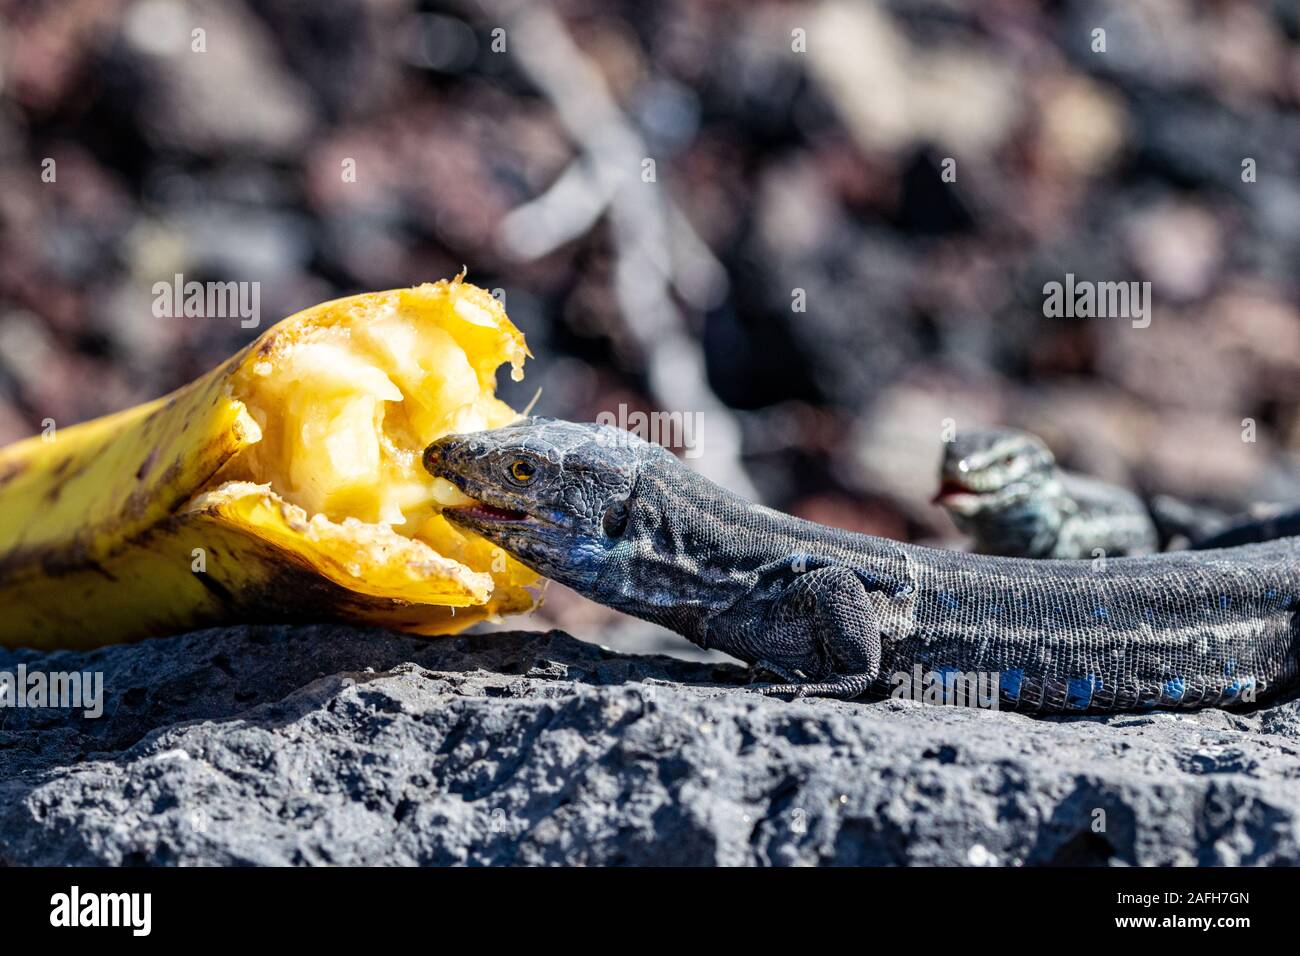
[424,419,1300,712]
[934,427,1158,559]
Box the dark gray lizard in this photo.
[934,427,1158,559]
[423,418,1300,713]
[1192,506,1300,551]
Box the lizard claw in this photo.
[748,660,802,684]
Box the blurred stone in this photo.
[809,0,1021,158]
[1033,72,1128,179]
[122,0,314,156]
[1097,309,1243,413]
[1125,200,1223,302]
[1209,3,1288,101]
[1139,412,1274,503]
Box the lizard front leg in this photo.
[713,565,882,700]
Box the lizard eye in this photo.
[508,459,536,484]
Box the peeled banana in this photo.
[0,277,539,649]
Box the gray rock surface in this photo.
[2,624,1299,866]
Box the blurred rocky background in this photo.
[2,0,1300,651]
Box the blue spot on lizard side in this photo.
[1066,674,1101,710]
[1000,669,1024,702]
[1162,677,1186,704]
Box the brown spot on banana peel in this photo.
[0,539,117,587]
[192,568,237,606]
[136,448,159,481]
[2,452,218,590]
[123,459,185,521]
[0,460,29,487]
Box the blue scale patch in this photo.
[1093,606,1109,621]
[1066,674,1102,710]
[1162,677,1186,704]
[1000,669,1024,702]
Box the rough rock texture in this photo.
[2,624,1299,866]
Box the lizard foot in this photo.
[748,659,803,684]
[750,673,874,701]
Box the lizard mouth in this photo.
[445,502,530,523]
[932,479,982,504]
[932,478,996,515]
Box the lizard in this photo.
[423,418,1300,713]
[933,427,1159,559]
[1191,506,1300,551]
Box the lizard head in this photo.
[422,417,648,588]
[933,427,1057,518]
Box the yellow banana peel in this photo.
[0,277,540,649]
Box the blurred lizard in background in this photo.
[932,427,1299,560]
[1190,506,1300,550]
[933,427,1159,559]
